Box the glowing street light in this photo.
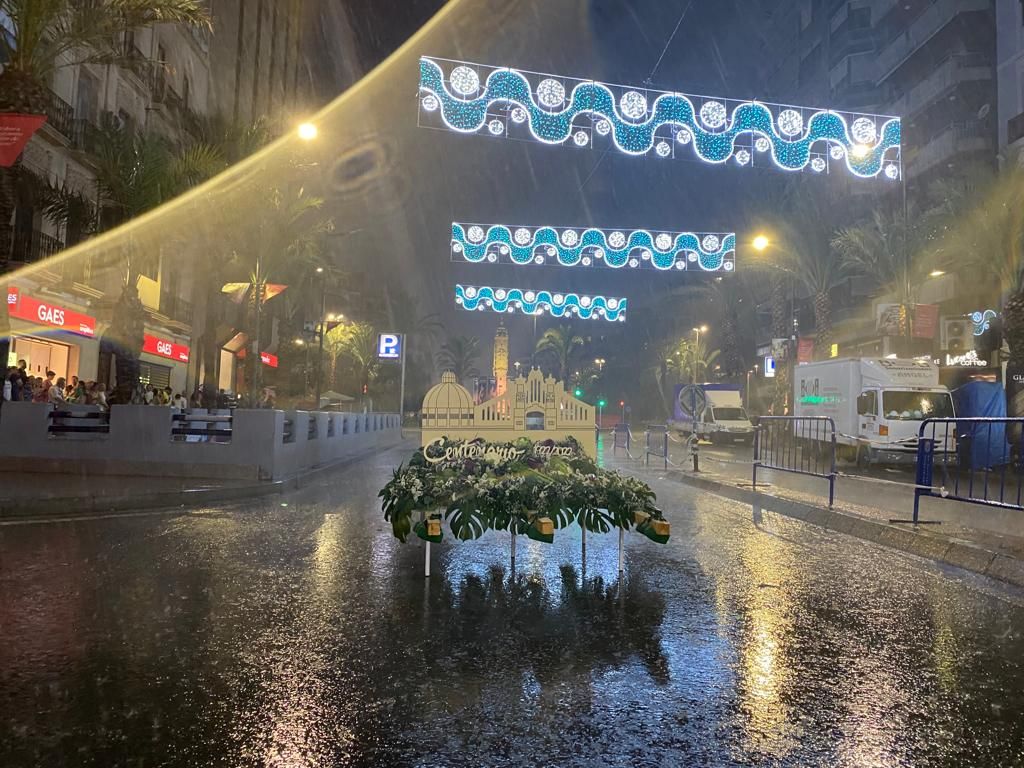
[929,269,946,278]
[297,122,318,141]
[752,234,770,252]
[595,357,606,371]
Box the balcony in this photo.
[70,117,101,154]
[42,88,75,140]
[7,230,65,265]
[887,53,992,118]
[907,120,992,178]
[876,0,991,81]
[160,292,194,326]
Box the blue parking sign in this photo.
[378,333,402,360]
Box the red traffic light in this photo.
[619,400,625,407]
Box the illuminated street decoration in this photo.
[971,309,997,336]
[452,222,735,272]
[419,57,901,179]
[456,285,627,321]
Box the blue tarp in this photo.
[952,381,1009,468]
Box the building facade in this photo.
[3,2,358,397]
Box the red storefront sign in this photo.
[143,333,190,363]
[0,114,47,167]
[7,286,96,337]
[237,348,279,367]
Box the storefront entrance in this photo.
[10,336,75,381]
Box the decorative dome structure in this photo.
[421,371,475,429]
[420,368,596,456]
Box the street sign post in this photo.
[378,333,406,437]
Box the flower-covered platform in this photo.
[380,437,670,576]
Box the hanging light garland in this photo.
[452,222,735,272]
[456,285,627,322]
[419,57,901,180]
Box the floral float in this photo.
[380,437,670,574]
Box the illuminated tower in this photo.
[493,322,509,396]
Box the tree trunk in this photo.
[720,305,743,377]
[771,276,789,415]
[105,283,146,404]
[813,291,832,361]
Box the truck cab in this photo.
[855,384,955,464]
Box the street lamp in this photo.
[752,234,770,252]
[297,122,318,141]
[594,357,606,372]
[692,325,708,382]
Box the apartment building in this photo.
[997,0,1024,152]
[752,0,999,371]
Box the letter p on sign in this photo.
[377,333,401,360]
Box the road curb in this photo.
[663,468,1024,589]
[0,438,407,522]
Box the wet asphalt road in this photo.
[3,443,1024,767]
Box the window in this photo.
[857,390,876,417]
[882,391,954,420]
[76,71,100,124]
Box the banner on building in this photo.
[0,114,47,167]
[913,304,939,339]
[7,286,96,337]
[797,337,814,364]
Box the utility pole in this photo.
[314,275,326,409]
[398,334,407,438]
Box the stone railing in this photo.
[0,404,402,481]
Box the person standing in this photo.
[49,377,66,404]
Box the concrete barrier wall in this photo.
[0,404,401,480]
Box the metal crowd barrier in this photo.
[914,417,1024,521]
[753,416,837,508]
[48,406,110,436]
[171,411,232,442]
[644,425,669,470]
[611,423,632,454]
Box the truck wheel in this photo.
[856,446,873,469]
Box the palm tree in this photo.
[89,118,223,401]
[831,202,934,350]
[335,322,380,405]
[670,337,721,383]
[436,336,480,385]
[535,325,586,381]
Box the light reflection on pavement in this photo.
[2,444,1024,767]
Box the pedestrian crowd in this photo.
[3,361,108,408]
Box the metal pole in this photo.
[398,334,407,439]
[663,432,668,471]
[581,522,586,566]
[424,540,430,578]
[252,253,262,401]
[510,528,516,572]
[618,527,624,575]
[314,282,326,409]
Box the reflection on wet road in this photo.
[3,444,1024,767]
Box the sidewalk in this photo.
[0,437,416,520]
[603,441,1024,589]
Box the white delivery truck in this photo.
[672,385,756,445]
[792,357,955,465]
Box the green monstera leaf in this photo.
[445,504,488,540]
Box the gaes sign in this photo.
[7,286,96,337]
[143,334,190,363]
[377,333,402,360]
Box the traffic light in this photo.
[574,387,583,397]
[597,399,607,408]
[619,400,625,407]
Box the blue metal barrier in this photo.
[644,425,669,470]
[913,417,1024,521]
[753,416,837,508]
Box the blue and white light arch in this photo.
[453,222,735,272]
[419,57,902,180]
[456,285,627,322]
